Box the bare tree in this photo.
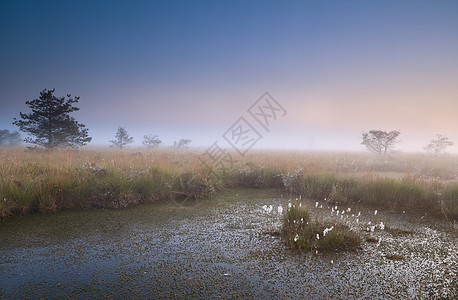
[109,127,134,149]
[143,134,161,148]
[173,138,192,149]
[361,130,401,155]
[424,134,453,155]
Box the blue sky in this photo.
[1,0,457,152]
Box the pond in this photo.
[0,189,456,299]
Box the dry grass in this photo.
[1,147,457,221]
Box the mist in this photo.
[1,0,457,153]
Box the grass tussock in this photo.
[1,147,458,221]
[282,201,361,252]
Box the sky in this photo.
[1,0,457,153]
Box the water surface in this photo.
[0,189,456,299]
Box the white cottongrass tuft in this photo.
[315,201,318,208]
[316,233,320,240]
[262,205,273,213]
[294,234,299,242]
[379,222,385,230]
[374,209,378,215]
[277,206,283,214]
[323,226,334,237]
[366,225,376,232]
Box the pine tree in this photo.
[361,130,401,155]
[424,134,454,155]
[143,134,161,148]
[173,138,192,149]
[109,127,134,149]
[13,89,91,148]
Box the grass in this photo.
[283,173,457,218]
[0,148,219,219]
[1,147,458,221]
[282,201,361,252]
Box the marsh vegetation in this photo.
[0,148,457,297]
[1,148,457,221]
